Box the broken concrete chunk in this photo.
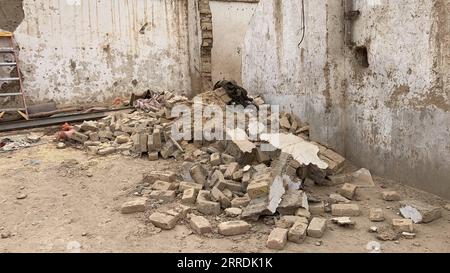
[260,133,328,169]
[218,221,251,236]
[307,218,327,238]
[121,198,147,214]
[350,168,375,188]
[190,215,212,234]
[267,176,285,213]
[399,200,442,223]
[266,228,288,250]
[241,198,270,221]
[331,217,355,227]
[149,212,178,230]
[277,191,308,215]
[331,204,361,217]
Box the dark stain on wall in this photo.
[0,0,24,32]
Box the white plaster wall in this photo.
[243,0,450,198]
[210,0,257,85]
[14,0,193,105]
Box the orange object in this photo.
[113,97,123,106]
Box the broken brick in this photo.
[218,221,251,236]
[266,228,288,250]
[190,215,212,234]
[149,212,178,230]
[121,198,147,214]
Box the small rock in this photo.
[1,232,11,239]
[315,241,322,246]
[369,226,378,233]
[16,193,27,200]
[331,217,355,227]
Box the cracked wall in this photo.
[243,0,450,199]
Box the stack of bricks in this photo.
[198,0,213,88]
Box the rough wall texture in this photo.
[210,0,258,85]
[243,0,450,199]
[8,0,206,105]
[0,0,24,32]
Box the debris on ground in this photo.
[1,86,434,251]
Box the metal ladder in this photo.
[0,31,28,120]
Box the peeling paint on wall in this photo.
[243,0,450,198]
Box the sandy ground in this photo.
[0,133,449,253]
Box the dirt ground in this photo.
[1,131,449,253]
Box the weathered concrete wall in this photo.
[210,0,258,85]
[11,0,198,105]
[243,0,450,199]
[0,0,24,32]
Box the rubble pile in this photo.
[58,87,443,251]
